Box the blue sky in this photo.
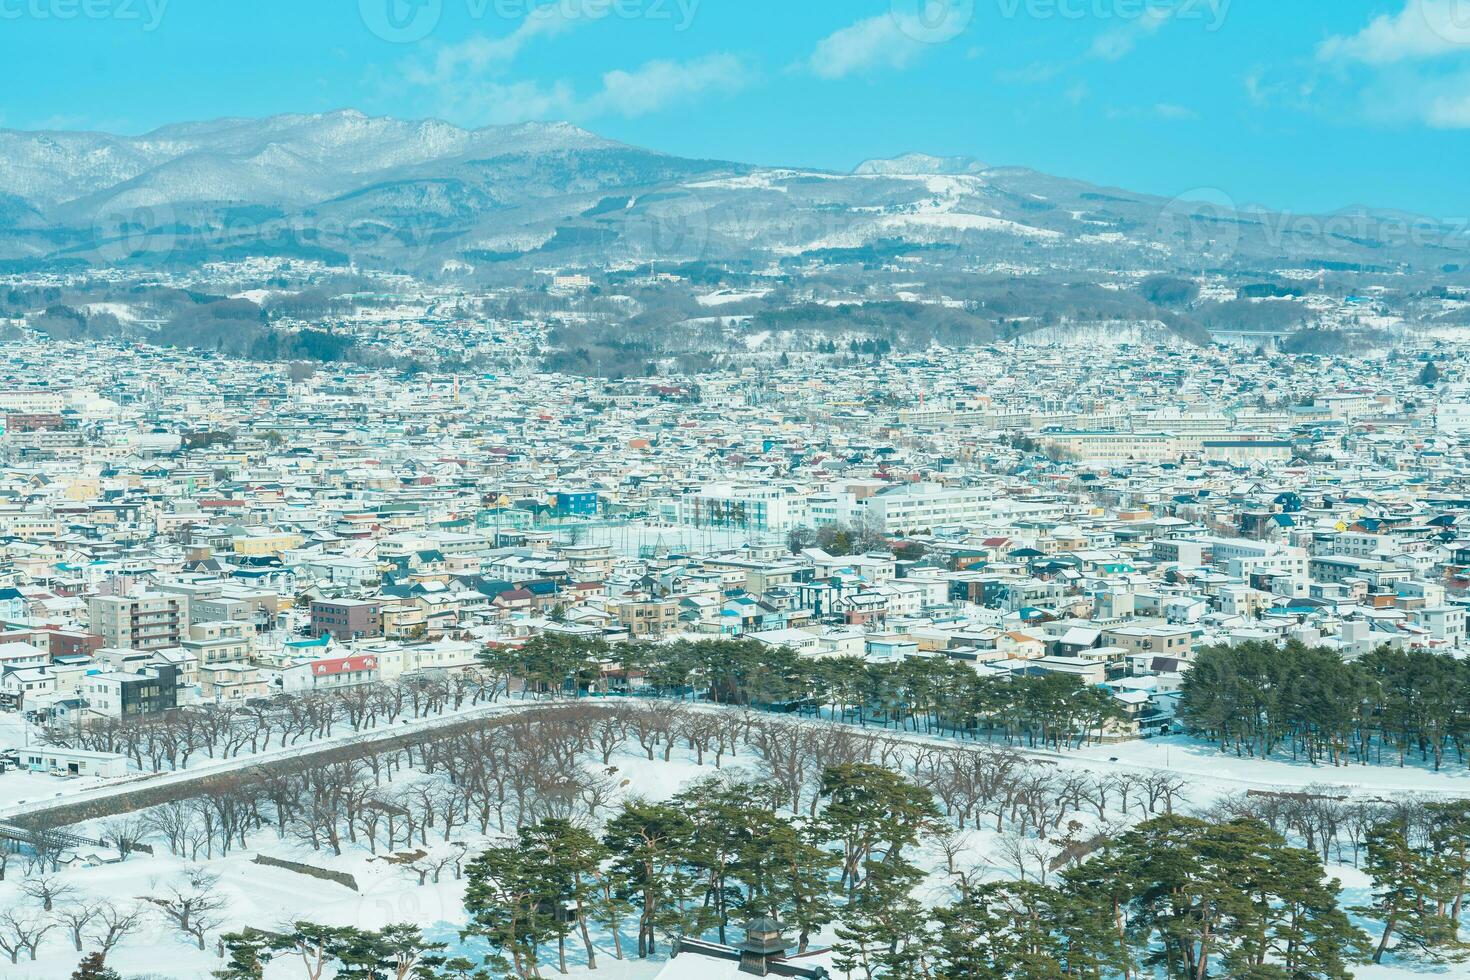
[4,1,1470,216]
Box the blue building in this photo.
[551,490,599,517]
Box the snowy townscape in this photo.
[1,262,1470,979]
[8,3,1470,978]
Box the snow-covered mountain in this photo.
[853,153,988,176]
[0,110,620,209]
[0,110,1461,278]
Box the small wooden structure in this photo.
[670,918,830,979]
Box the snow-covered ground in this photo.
[1072,733,1470,798]
[0,745,749,979]
[0,702,521,820]
[2,709,1467,978]
[0,713,107,810]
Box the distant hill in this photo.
[1,108,1465,289]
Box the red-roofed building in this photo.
[281,653,381,692]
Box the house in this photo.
[18,747,128,778]
[612,597,680,637]
[0,665,54,708]
[199,661,269,702]
[281,653,381,692]
[80,664,181,718]
[310,598,383,640]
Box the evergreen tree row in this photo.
[1180,640,1470,769]
[484,635,1127,750]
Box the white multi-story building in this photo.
[676,483,808,531]
[858,483,994,533]
[1437,385,1470,434]
[1204,537,1310,597]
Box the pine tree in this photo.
[1228,836,1365,978]
[266,923,369,980]
[1426,800,1470,923]
[832,859,928,980]
[818,763,941,895]
[1357,822,1464,964]
[462,845,553,977]
[602,801,699,958]
[71,952,122,980]
[362,924,446,980]
[215,929,273,980]
[1095,815,1368,979]
[518,818,609,973]
[755,818,838,953]
[934,881,1068,979]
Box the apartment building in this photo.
[81,664,181,718]
[858,483,994,533]
[612,597,680,637]
[281,653,381,692]
[309,598,383,640]
[88,592,190,651]
[677,484,807,531]
[181,620,253,665]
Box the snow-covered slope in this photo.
[854,152,988,176]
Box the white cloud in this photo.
[808,14,929,79]
[588,54,750,117]
[448,79,581,125]
[406,6,583,87]
[1088,7,1173,62]
[1316,3,1470,130]
[1319,0,1470,65]
[1426,90,1470,125]
[417,55,749,125]
[396,5,747,125]
[1153,102,1197,120]
[1385,70,1470,127]
[996,61,1068,84]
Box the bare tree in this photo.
[89,901,146,957]
[55,900,104,952]
[0,906,55,963]
[993,830,1062,886]
[933,826,974,876]
[590,707,630,765]
[1139,772,1189,815]
[144,869,227,951]
[21,874,74,912]
[101,814,153,857]
[143,801,196,857]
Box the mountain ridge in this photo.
[0,110,1463,282]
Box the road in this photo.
[0,699,588,829]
